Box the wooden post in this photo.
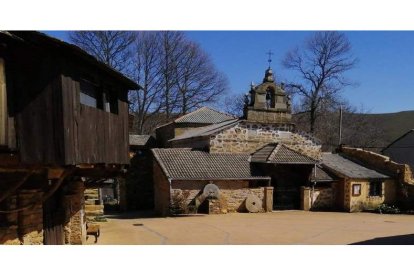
[0,58,7,146]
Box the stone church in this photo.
[151,66,409,215]
[153,67,325,215]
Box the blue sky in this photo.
[45,31,414,114]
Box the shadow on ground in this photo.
[350,234,414,245]
[103,210,205,220]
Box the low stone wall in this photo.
[209,121,321,160]
[340,147,414,184]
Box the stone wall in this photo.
[311,187,333,210]
[63,181,86,245]
[84,188,104,222]
[153,160,172,216]
[347,179,397,212]
[340,147,414,184]
[0,190,43,245]
[301,186,334,211]
[171,179,267,214]
[18,190,44,245]
[246,109,292,124]
[209,121,321,160]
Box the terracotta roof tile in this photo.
[174,107,236,124]
[250,143,317,164]
[152,148,269,180]
[321,153,390,179]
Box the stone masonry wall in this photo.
[64,181,86,245]
[0,195,19,245]
[0,190,44,245]
[311,187,333,210]
[84,188,104,223]
[171,182,266,214]
[348,179,397,212]
[209,121,321,160]
[340,147,414,184]
[246,109,292,124]
[153,161,172,216]
[18,190,44,245]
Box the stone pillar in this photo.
[63,181,86,245]
[263,186,274,212]
[301,186,311,211]
[18,190,44,245]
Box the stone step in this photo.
[85,205,104,212]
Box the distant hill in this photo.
[354,110,414,146]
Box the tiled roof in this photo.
[321,153,390,179]
[169,119,239,142]
[129,135,153,146]
[250,143,317,164]
[174,107,236,124]
[310,165,335,182]
[152,148,270,180]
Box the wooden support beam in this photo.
[0,170,34,204]
[47,167,66,179]
[42,168,75,202]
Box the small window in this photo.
[80,79,103,109]
[352,184,361,196]
[104,90,119,114]
[369,181,382,197]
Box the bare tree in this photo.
[223,93,246,118]
[70,31,228,134]
[159,31,185,118]
[69,31,135,74]
[283,31,357,134]
[174,41,227,115]
[128,32,164,134]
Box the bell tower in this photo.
[244,65,292,124]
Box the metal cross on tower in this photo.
[266,50,274,68]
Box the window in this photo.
[352,184,361,196]
[104,90,119,114]
[80,79,103,109]
[369,181,383,197]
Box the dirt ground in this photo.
[86,211,414,245]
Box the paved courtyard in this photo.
[87,211,414,245]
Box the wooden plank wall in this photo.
[61,75,129,165]
[12,51,65,165]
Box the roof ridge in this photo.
[169,118,240,142]
[174,107,207,122]
[281,144,319,161]
[382,129,414,153]
[174,106,236,123]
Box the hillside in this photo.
[355,110,414,146]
